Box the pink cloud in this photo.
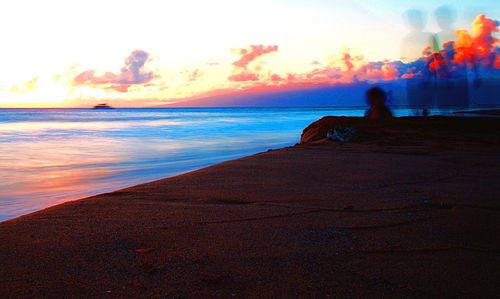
[73,50,155,92]
[229,45,278,82]
[270,74,283,82]
[228,72,260,82]
[232,45,278,68]
[356,63,400,81]
[342,52,355,72]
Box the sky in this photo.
[0,0,498,107]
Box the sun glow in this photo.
[1,77,73,107]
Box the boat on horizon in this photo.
[93,103,113,109]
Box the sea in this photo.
[0,107,479,221]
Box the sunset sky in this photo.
[0,0,498,107]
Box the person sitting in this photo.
[365,87,393,120]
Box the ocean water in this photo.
[0,107,443,221]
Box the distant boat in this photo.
[93,103,113,109]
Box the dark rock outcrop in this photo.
[300,116,500,145]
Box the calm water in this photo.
[0,107,438,221]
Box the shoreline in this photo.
[0,148,292,224]
[453,108,500,116]
[3,109,498,223]
[0,150,278,224]
[1,116,499,297]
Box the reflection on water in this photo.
[0,107,439,221]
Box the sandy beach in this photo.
[1,116,499,298]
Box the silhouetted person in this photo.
[365,87,393,120]
[401,9,434,62]
[432,6,470,112]
[401,9,435,115]
[434,6,457,46]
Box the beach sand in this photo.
[1,116,499,298]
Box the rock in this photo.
[301,116,351,144]
[299,116,409,144]
[327,125,358,143]
[300,115,500,145]
[300,116,366,144]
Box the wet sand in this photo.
[1,116,499,298]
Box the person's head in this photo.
[435,6,457,31]
[366,87,387,108]
[405,9,426,31]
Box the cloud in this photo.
[284,53,400,86]
[232,45,278,69]
[454,14,499,67]
[355,62,400,81]
[61,14,497,105]
[270,74,284,82]
[401,67,421,79]
[73,50,155,92]
[342,52,355,72]
[228,45,278,82]
[400,14,500,80]
[207,59,221,66]
[262,14,499,88]
[187,69,203,82]
[228,71,259,82]
[10,77,39,93]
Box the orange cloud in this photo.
[471,14,499,58]
[403,14,500,81]
[454,14,498,67]
[223,14,498,96]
